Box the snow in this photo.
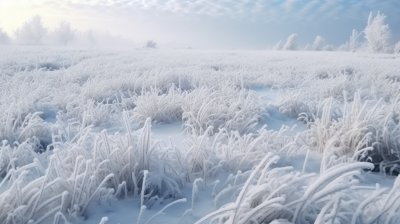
[152,122,185,149]
[262,106,306,132]
[250,86,282,105]
[79,179,219,224]
[0,47,400,224]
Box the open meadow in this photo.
[0,47,400,223]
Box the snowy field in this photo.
[1,47,400,224]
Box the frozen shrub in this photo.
[61,98,122,128]
[0,118,183,223]
[0,139,40,177]
[183,127,217,180]
[145,40,157,49]
[214,128,299,172]
[197,155,376,224]
[304,94,400,173]
[132,86,184,124]
[312,35,325,51]
[182,87,261,135]
[282,33,298,51]
[279,93,316,118]
[182,126,299,181]
[364,11,391,53]
[157,74,194,93]
[0,110,51,151]
[348,29,361,52]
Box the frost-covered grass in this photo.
[0,47,400,223]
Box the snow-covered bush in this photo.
[196,155,387,224]
[0,118,183,223]
[182,87,261,135]
[303,94,400,173]
[0,139,42,177]
[0,110,51,151]
[348,29,361,52]
[215,128,300,172]
[132,86,184,124]
[279,91,317,119]
[282,33,298,51]
[364,11,391,53]
[146,40,157,49]
[312,35,325,51]
[54,96,123,131]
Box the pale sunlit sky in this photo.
[0,0,399,48]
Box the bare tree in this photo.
[364,11,391,53]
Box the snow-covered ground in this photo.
[1,47,400,224]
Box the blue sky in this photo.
[0,0,399,48]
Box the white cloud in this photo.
[5,0,397,23]
[282,0,295,12]
[0,0,399,48]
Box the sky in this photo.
[0,0,399,49]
